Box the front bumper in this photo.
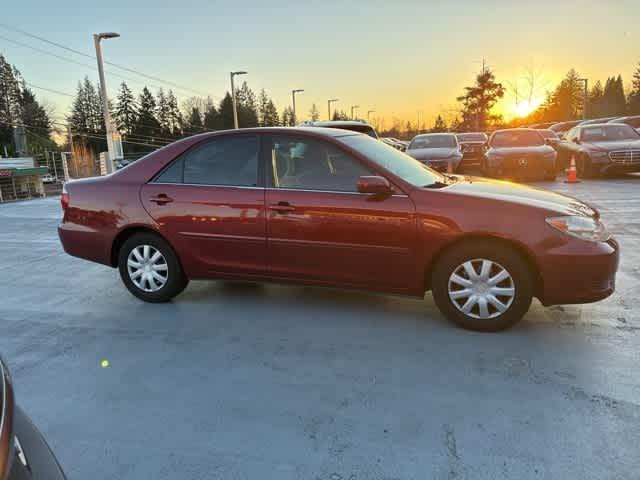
[420,158,462,172]
[488,155,556,179]
[537,237,619,306]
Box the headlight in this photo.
[546,215,610,242]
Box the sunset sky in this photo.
[2,0,638,129]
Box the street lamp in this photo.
[291,89,304,125]
[328,98,339,120]
[230,71,248,129]
[351,105,359,120]
[367,110,375,122]
[579,78,588,120]
[93,31,120,174]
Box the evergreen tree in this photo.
[114,82,137,135]
[156,88,171,136]
[236,81,259,127]
[187,107,203,131]
[0,54,25,152]
[587,80,604,118]
[257,89,270,127]
[133,86,161,144]
[203,101,220,130]
[629,62,640,115]
[281,106,295,126]
[309,103,320,122]
[456,67,505,131]
[431,115,447,132]
[601,76,626,116]
[331,109,350,121]
[20,88,52,150]
[68,76,106,152]
[218,92,235,129]
[262,99,280,126]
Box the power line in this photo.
[25,82,74,97]
[0,23,216,98]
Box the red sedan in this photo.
[58,127,619,331]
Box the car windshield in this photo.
[490,130,544,147]
[409,135,456,149]
[456,133,486,142]
[338,134,446,187]
[581,124,640,142]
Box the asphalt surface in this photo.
[1,175,639,480]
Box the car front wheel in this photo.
[431,241,533,331]
[118,232,188,302]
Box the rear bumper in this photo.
[538,237,619,306]
[58,223,113,267]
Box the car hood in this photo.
[582,139,640,152]
[487,145,554,156]
[442,176,598,217]
[407,147,460,160]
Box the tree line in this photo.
[0,53,55,156]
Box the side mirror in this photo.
[459,144,466,152]
[357,176,392,196]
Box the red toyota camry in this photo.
[58,127,619,331]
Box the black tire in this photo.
[118,232,188,303]
[431,240,533,332]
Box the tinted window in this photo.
[155,157,184,183]
[581,125,640,142]
[270,136,373,192]
[456,133,487,142]
[177,135,259,186]
[409,135,457,149]
[338,134,445,187]
[490,130,544,147]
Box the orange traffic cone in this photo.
[564,155,580,183]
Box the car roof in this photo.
[186,126,363,139]
[492,128,538,134]
[413,132,456,138]
[579,123,629,128]
[304,120,374,128]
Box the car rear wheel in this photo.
[118,232,188,302]
[431,241,533,331]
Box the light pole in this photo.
[93,32,120,174]
[328,99,339,120]
[291,89,304,124]
[367,110,375,123]
[230,71,248,129]
[579,78,588,120]
[351,105,359,120]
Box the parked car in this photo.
[607,115,640,130]
[1,356,66,480]
[538,129,561,146]
[301,120,378,138]
[555,123,640,177]
[455,132,488,167]
[549,120,582,138]
[406,133,463,171]
[482,128,557,181]
[381,137,406,151]
[58,127,618,331]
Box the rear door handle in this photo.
[149,194,173,205]
[269,202,295,213]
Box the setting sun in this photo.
[512,98,543,118]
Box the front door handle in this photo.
[149,194,173,205]
[269,201,295,213]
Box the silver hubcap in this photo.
[448,258,515,320]
[127,245,168,292]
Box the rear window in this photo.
[456,133,487,142]
[490,130,544,147]
[409,135,457,149]
[581,125,640,142]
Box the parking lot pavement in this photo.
[1,175,639,480]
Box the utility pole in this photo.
[367,110,375,123]
[350,105,359,120]
[230,71,248,129]
[579,78,588,120]
[291,89,304,124]
[328,98,338,120]
[93,32,120,174]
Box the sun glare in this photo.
[513,98,542,118]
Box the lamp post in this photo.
[351,105,359,120]
[367,110,375,123]
[230,71,248,129]
[327,98,339,120]
[579,78,588,120]
[93,32,120,174]
[291,89,304,124]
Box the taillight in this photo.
[61,184,69,211]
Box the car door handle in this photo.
[149,194,173,205]
[269,202,295,213]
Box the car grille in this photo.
[609,150,640,164]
